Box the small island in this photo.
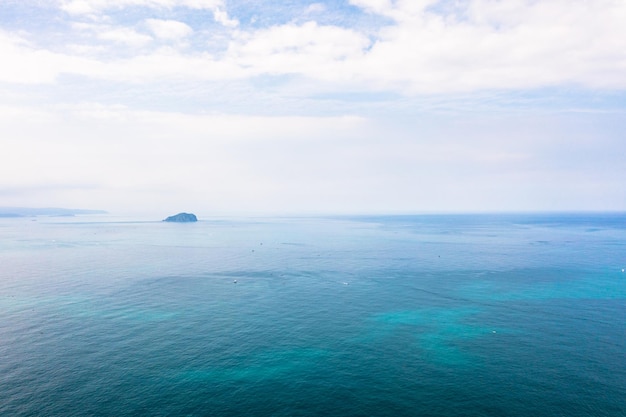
[163,213,198,222]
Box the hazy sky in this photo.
[1,0,625,215]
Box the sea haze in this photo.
[1,214,625,416]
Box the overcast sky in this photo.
[1,0,625,215]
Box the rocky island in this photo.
[163,213,198,222]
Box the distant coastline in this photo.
[0,207,108,218]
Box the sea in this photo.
[1,213,625,416]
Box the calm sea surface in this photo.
[1,214,625,416]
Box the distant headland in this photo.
[0,207,107,218]
[163,213,198,222]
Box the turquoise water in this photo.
[1,214,625,416]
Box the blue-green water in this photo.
[1,214,625,416]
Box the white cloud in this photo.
[0,31,98,84]
[0,30,239,84]
[0,103,367,213]
[65,43,108,55]
[60,0,238,29]
[3,2,626,214]
[3,102,624,213]
[222,0,626,93]
[346,0,626,93]
[4,1,626,93]
[228,21,371,81]
[349,0,389,12]
[305,3,326,14]
[59,0,224,15]
[145,19,193,40]
[98,27,153,46]
[95,49,244,82]
[213,8,239,28]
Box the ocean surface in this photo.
[1,213,625,416]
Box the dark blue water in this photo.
[1,214,625,416]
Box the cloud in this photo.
[227,21,371,81]
[0,29,234,84]
[213,8,239,28]
[305,3,326,14]
[2,98,625,213]
[60,0,238,28]
[349,0,394,16]
[59,0,224,15]
[0,103,367,213]
[0,31,95,84]
[96,49,243,82]
[3,1,626,94]
[145,19,193,40]
[2,1,625,214]
[226,0,626,93]
[346,0,626,93]
[98,27,153,46]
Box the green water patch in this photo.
[364,307,497,366]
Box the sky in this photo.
[1,0,625,216]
